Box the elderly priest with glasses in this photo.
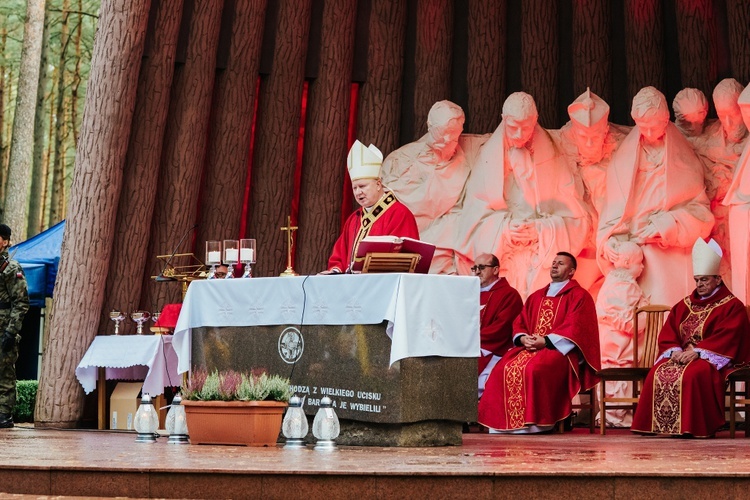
[323,140,419,274]
[632,238,750,437]
[473,253,523,399]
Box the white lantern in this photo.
[282,395,308,449]
[165,394,189,444]
[312,396,339,450]
[133,394,159,443]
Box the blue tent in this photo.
[9,220,65,307]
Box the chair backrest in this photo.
[746,304,750,321]
[633,305,671,369]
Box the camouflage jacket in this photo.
[0,248,29,337]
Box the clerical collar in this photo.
[480,279,500,292]
[547,280,569,297]
[363,192,388,213]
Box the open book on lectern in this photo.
[352,236,435,274]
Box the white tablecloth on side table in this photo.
[173,273,481,372]
[76,335,180,396]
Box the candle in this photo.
[240,248,254,262]
[225,248,239,262]
[207,251,221,264]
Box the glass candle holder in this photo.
[240,239,256,278]
[206,241,222,279]
[282,395,308,448]
[223,240,239,279]
[165,394,189,444]
[134,394,159,443]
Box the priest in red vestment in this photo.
[632,238,750,437]
[474,253,523,398]
[325,140,420,274]
[478,252,601,433]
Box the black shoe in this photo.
[0,416,14,429]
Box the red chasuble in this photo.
[327,193,420,273]
[478,280,601,430]
[632,285,750,437]
[478,278,523,374]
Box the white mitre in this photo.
[347,140,383,180]
[568,88,609,128]
[692,238,722,276]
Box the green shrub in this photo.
[14,380,38,423]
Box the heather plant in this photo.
[182,369,291,402]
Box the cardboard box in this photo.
[110,382,141,430]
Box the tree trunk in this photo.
[0,28,7,216]
[71,0,83,145]
[521,0,558,128]
[674,0,716,99]
[357,0,407,157]
[48,2,69,227]
[623,0,664,106]
[97,0,184,336]
[3,0,46,241]
[571,0,611,102]
[139,0,225,311]
[196,0,267,255]
[35,0,151,428]
[244,0,312,277]
[465,0,505,134]
[41,91,56,231]
[28,8,52,237]
[725,0,750,85]
[408,0,453,141]
[296,0,357,275]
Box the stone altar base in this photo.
[192,323,477,447]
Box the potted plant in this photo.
[181,369,293,446]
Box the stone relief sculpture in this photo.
[673,87,709,140]
[381,100,469,233]
[722,84,750,304]
[594,240,648,428]
[460,92,590,298]
[551,88,628,292]
[692,79,748,286]
[597,86,714,307]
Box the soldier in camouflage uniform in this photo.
[0,224,29,428]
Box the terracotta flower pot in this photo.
[182,400,288,446]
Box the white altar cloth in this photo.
[174,273,480,372]
[76,335,180,396]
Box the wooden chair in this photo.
[726,305,750,438]
[597,304,670,435]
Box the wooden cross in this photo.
[279,215,299,276]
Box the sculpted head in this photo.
[502,92,538,148]
[426,100,465,161]
[550,252,576,283]
[631,87,670,145]
[613,240,644,279]
[567,88,610,164]
[472,253,500,288]
[739,84,750,131]
[713,78,747,143]
[673,88,708,137]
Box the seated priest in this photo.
[631,238,750,437]
[323,140,420,274]
[478,252,601,433]
[474,253,523,398]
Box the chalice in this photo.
[109,310,126,335]
[131,310,151,335]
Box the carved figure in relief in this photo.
[693,79,748,287]
[460,92,590,298]
[722,84,750,303]
[553,88,628,292]
[594,240,648,428]
[597,86,713,307]
[673,87,709,140]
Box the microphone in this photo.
[155,224,199,282]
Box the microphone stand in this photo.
[155,224,198,282]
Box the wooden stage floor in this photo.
[1,426,750,499]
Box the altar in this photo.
[173,273,480,446]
